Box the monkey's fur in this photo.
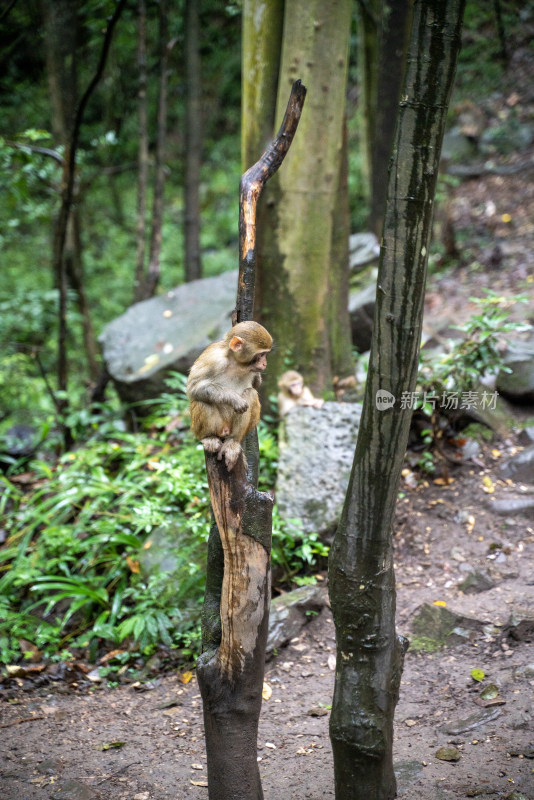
[187,321,273,470]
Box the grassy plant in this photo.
[419,290,530,397]
[0,377,326,665]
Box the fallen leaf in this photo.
[262,682,272,701]
[433,600,447,607]
[471,668,485,682]
[99,649,127,664]
[179,671,194,684]
[327,654,336,671]
[480,683,499,700]
[156,697,183,710]
[307,706,328,717]
[191,763,203,770]
[190,779,208,787]
[92,741,126,751]
[481,476,495,494]
[126,556,140,573]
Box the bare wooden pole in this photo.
[197,80,306,800]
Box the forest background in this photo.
[0,0,531,671]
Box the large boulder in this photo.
[266,584,327,657]
[349,283,376,353]
[276,402,362,538]
[348,232,380,271]
[498,444,534,485]
[99,270,238,406]
[496,337,534,404]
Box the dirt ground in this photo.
[2,18,534,800]
[1,434,534,800]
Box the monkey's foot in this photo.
[202,436,222,454]
[218,439,244,471]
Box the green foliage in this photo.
[411,292,531,474]
[454,0,524,99]
[419,291,531,397]
[271,507,329,586]
[0,378,327,664]
[0,132,58,245]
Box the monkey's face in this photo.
[289,379,303,397]
[249,351,269,372]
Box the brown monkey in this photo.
[187,321,273,470]
[277,370,324,417]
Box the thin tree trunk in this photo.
[65,211,99,381]
[369,0,412,237]
[197,82,305,800]
[41,0,78,146]
[142,0,169,299]
[134,0,149,302]
[49,0,126,448]
[328,2,466,799]
[355,0,379,212]
[184,0,202,282]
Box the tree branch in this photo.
[235,79,307,324]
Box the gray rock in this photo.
[348,232,380,270]
[55,781,101,800]
[266,585,327,657]
[504,610,534,643]
[498,444,534,485]
[514,663,534,680]
[349,283,376,352]
[441,126,479,162]
[411,602,485,649]
[480,121,534,155]
[139,524,187,578]
[518,426,534,445]
[497,338,534,403]
[458,570,495,595]
[488,495,534,516]
[440,707,503,736]
[138,523,203,620]
[99,270,238,406]
[276,402,362,537]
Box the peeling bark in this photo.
[329,2,466,799]
[197,453,273,800]
[197,81,305,800]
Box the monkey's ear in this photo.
[229,336,245,352]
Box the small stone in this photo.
[435,746,461,762]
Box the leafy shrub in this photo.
[0,376,326,664]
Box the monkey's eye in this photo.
[250,351,269,365]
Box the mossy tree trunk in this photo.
[243,0,353,397]
[328,2,466,799]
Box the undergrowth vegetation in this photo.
[0,377,327,667]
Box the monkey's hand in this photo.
[231,393,249,414]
